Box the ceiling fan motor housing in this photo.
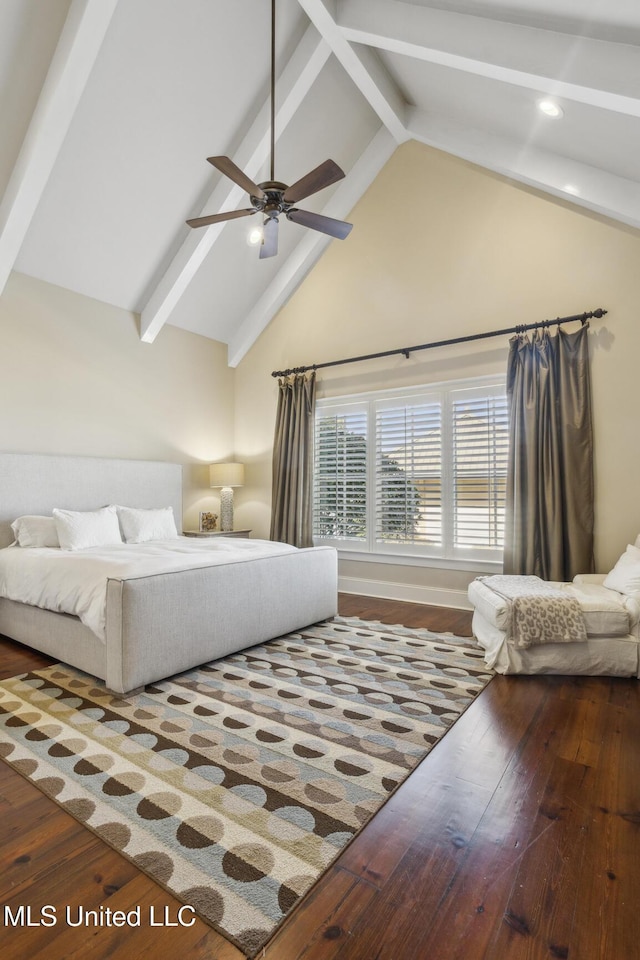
[252,181,291,219]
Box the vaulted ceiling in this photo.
[2,0,639,365]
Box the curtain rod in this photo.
[271,307,608,378]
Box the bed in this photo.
[0,453,338,695]
[468,569,640,677]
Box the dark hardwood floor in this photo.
[1,595,639,959]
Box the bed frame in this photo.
[0,453,338,695]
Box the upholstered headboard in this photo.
[0,453,183,548]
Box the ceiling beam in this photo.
[296,0,409,143]
[227,124,397,367]
[338,0,640,117]
[139,25,331,343]
[408,106,640,231]
[0,0,118,297]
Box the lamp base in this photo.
[219,487,234,532]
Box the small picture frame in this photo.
[199,511,218,532]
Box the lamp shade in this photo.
[209,462,245,488]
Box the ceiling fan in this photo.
[186,0,352,259]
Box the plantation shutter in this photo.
[452,391,508,549]
[314,378,507,560]
[313,405,368,541]
[374,400,442,545]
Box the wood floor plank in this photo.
[337,594,474,636]
[441,675,640,960]
[568,689,640,960]
[0,635,53,679]
[0,842,138,959]
[483,755,591,959]
[0,790,63,846]
[263,866,378,960]
[0,763,48,807]
[0,812,95,896]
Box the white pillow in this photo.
[603,544,640,599]
[53,505,123,551]
[11,515,60,548]
[635,533,640,549]
[116,505,179,543]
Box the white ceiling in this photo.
[1,0,639,365]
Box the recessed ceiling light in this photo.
[538,99,564,118]
[563,184,580,196]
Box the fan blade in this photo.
[283,159,345,204]
[186,208,255,228]
[286,208,352,240]
[259,217,279,259]
[207,156,266,199]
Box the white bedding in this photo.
[0,537,298,641]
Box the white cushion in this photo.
[53,505,122,551]
[11,515,60,548]
[468,577,631,637]
[603,544,640,600]
[116,505,179,543]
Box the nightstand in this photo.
[183,529,252,538]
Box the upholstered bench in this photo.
[468,572,640,676]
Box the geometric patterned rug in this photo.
[0,616,492,957]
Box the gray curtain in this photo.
[270,371,317,547]
[503,323,594,581]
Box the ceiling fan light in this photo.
[247,225,263,245]
[537,98,563,118]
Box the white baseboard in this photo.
[338,575,472,611]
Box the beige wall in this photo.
[0,271,235,531]
[235,141,640,603]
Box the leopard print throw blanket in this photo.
[480,575,587,649]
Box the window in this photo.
[313,378,508,565]
[314,402,367,542]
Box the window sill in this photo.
[330,548,504,574]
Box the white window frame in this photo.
[313,375,507,571]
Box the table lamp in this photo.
[209,462,245,532]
